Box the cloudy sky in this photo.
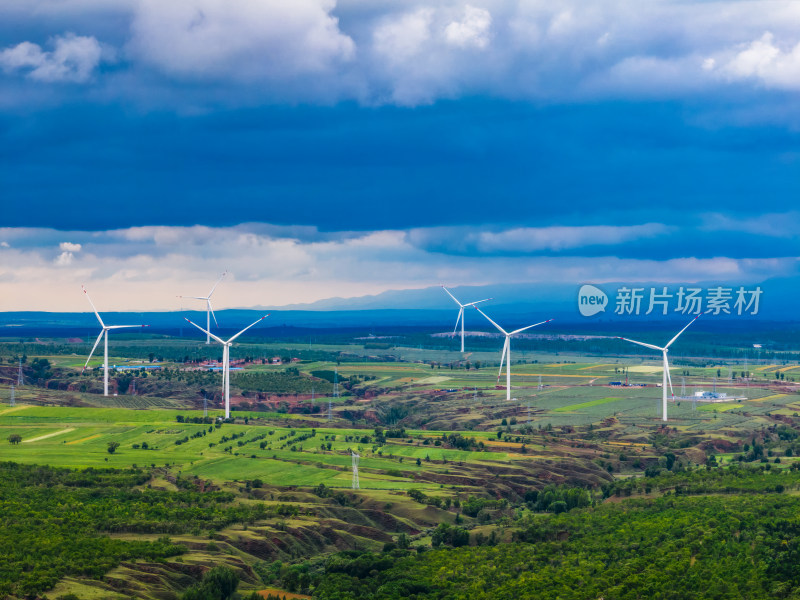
[1,0,799,311]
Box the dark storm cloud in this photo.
[1,100,799,233]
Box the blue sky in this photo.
[0,0,799,311]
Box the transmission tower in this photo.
[334,368,339,398]
[311,385,315,405]
[203,394,208,418]
[17,360,24,386]
[351,452,360,490]
[10,385,15,407]
[329,368,339,422]
[537,375,543,391]
[744,357,749,400]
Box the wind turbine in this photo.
[184,314,269,419]
[442,286,492,353]
[618,315,701,422]
[82,286,146,397]
[475,306,552,401]
[179,272,226,344]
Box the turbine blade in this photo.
[227,314,269,343]
[208,271,227,297]
[82,286,105,328]
[182,296,208,301]
[510,318,553,336]
[453,307,463,335]
[497,338,509,381]
[474,306,507,336]
[106,325,146,329]
[462,297,493,307]
[208,300,219,327]
[441,285,463,307]
[618,337,664,352]
[665,314,702,349]
[185,317,226,345]
[83,330,104,372]
[664,352,675,397]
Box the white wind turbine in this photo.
[618,315,701,422]
[184,314,269,419]
[82,286,146,397]
[442,286,492,353]
[179,272,226,344]
[475,306,552,401]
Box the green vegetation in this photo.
[234,369,332,395]
[553,396,622,412]
[0,462,278,597]
[3,333,800,598]
[182,566,240,600]
[271,468,800,599]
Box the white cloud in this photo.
[0,33,103,82]
[128,0,355,81]
[0,242,9,248]
[54,251,75,266]
[717,32,800,90]
[373,8,433,62]
[4,1,800,105]
[0,223,795,311]
[444,5,492,49]
[59,242,82,252]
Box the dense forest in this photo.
[266,468,800,599]
[0,463,277,598]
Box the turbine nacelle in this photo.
[179,272,227,343]
[184,313,269,418]
[617,314,702,421]
[81,286,148,396]
[441,285,492,354]
[474,305,553,401]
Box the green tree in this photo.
[107,441,120,454]
[182,566,239,600]
[8,434,22,445]
[30,358,52,380]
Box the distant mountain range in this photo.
[266,278,796,322]
[1,278,795,335]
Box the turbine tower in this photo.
[179,272,226,344]
[618,315,700,422]
[184,314,268,419]
[442,286,492,353]
[82,286,146,397]
[475,306,552,401]
[351,452,360,490]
